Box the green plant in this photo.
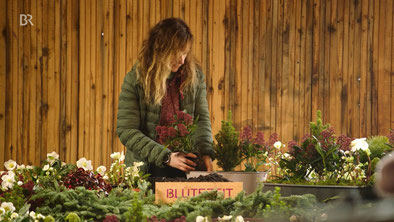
[65,212,81,222]
[214,111,243,171]
[239,126,268,172]
[279,111,342,180]
[239,126,284,172]
[359,136,392,164]
[124,192,146,222]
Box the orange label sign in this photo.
[155,182,243,203]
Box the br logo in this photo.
[20,14,34,26]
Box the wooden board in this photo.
[155,182,243,203]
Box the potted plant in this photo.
[189,111,275,194]
[155,110,200,166]
[263,110,394,201]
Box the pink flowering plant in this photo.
[155,110,198,154]
[278,111,393,186]
[279,111,352,182]
[239,126,281,172]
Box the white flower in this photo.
[133,161,144,167]
[1,202,15,212]
[76,158,93,171]
[4,160,17,171]
[36,213,45,219]
[282,153,293,160]
[47,151,59,164]
[274,141,283,149]
[110,152,125,162]
[218,215,232,221]
[103,175,109,180]
[196,216,208,222]
[30,211,36,218]
[26,165,33,170]
[351,138,369,152]
[11,212,19,219]
[132,162,144,173]
[97,166,107,176]
[17,181,23,186]
[42,164,50,171]
[2,171,15,190]
[235,215,245,222]
[0,207,5,215]
[61,162,66,167]
[17,164,26,170]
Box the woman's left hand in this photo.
[202,155,213,172]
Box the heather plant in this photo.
[277,110,392,186]
[155,110,198,154]
[214,111,243,171]
[239,126,284,172]
[279,111,342,181]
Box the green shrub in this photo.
[360,136,392,163]
[214,111,242,171]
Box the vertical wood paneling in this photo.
[28,0,37,165]
[379,0,392,135]
[0,0,6,167]
[1,0,393,170]
[263,0,273,138]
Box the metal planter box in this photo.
[262,183,374,202]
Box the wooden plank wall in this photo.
[1,0,393,170]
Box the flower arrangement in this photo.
[276,110,393,186]
[239,126,285,172]
[155,110,198,154]
[0,150,149,221]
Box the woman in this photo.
[116,18,215,178]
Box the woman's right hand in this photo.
[167,152,197,172]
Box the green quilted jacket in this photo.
[116,65,215,174]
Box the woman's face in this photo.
[170,44,190,72]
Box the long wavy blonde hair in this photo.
[136,18,197,105]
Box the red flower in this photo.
[269,133,279,146]
[337,134,352,151]
[288,140,298,156]
[254,132,265,146]
[176,111,185,121]
[103,215,120,222]
[156,126,169,144]
[168,127,177,138]
[241,126,253,142]
[184,113,193,125]
[177,124,189,136]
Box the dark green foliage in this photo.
[0,183,26,212]
[124,192,146,222]
[214,111,242,171]
[30,183,144,221]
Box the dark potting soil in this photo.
[151,173,230,183]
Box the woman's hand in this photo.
[167,152,197,172]
[202,155,213,172]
